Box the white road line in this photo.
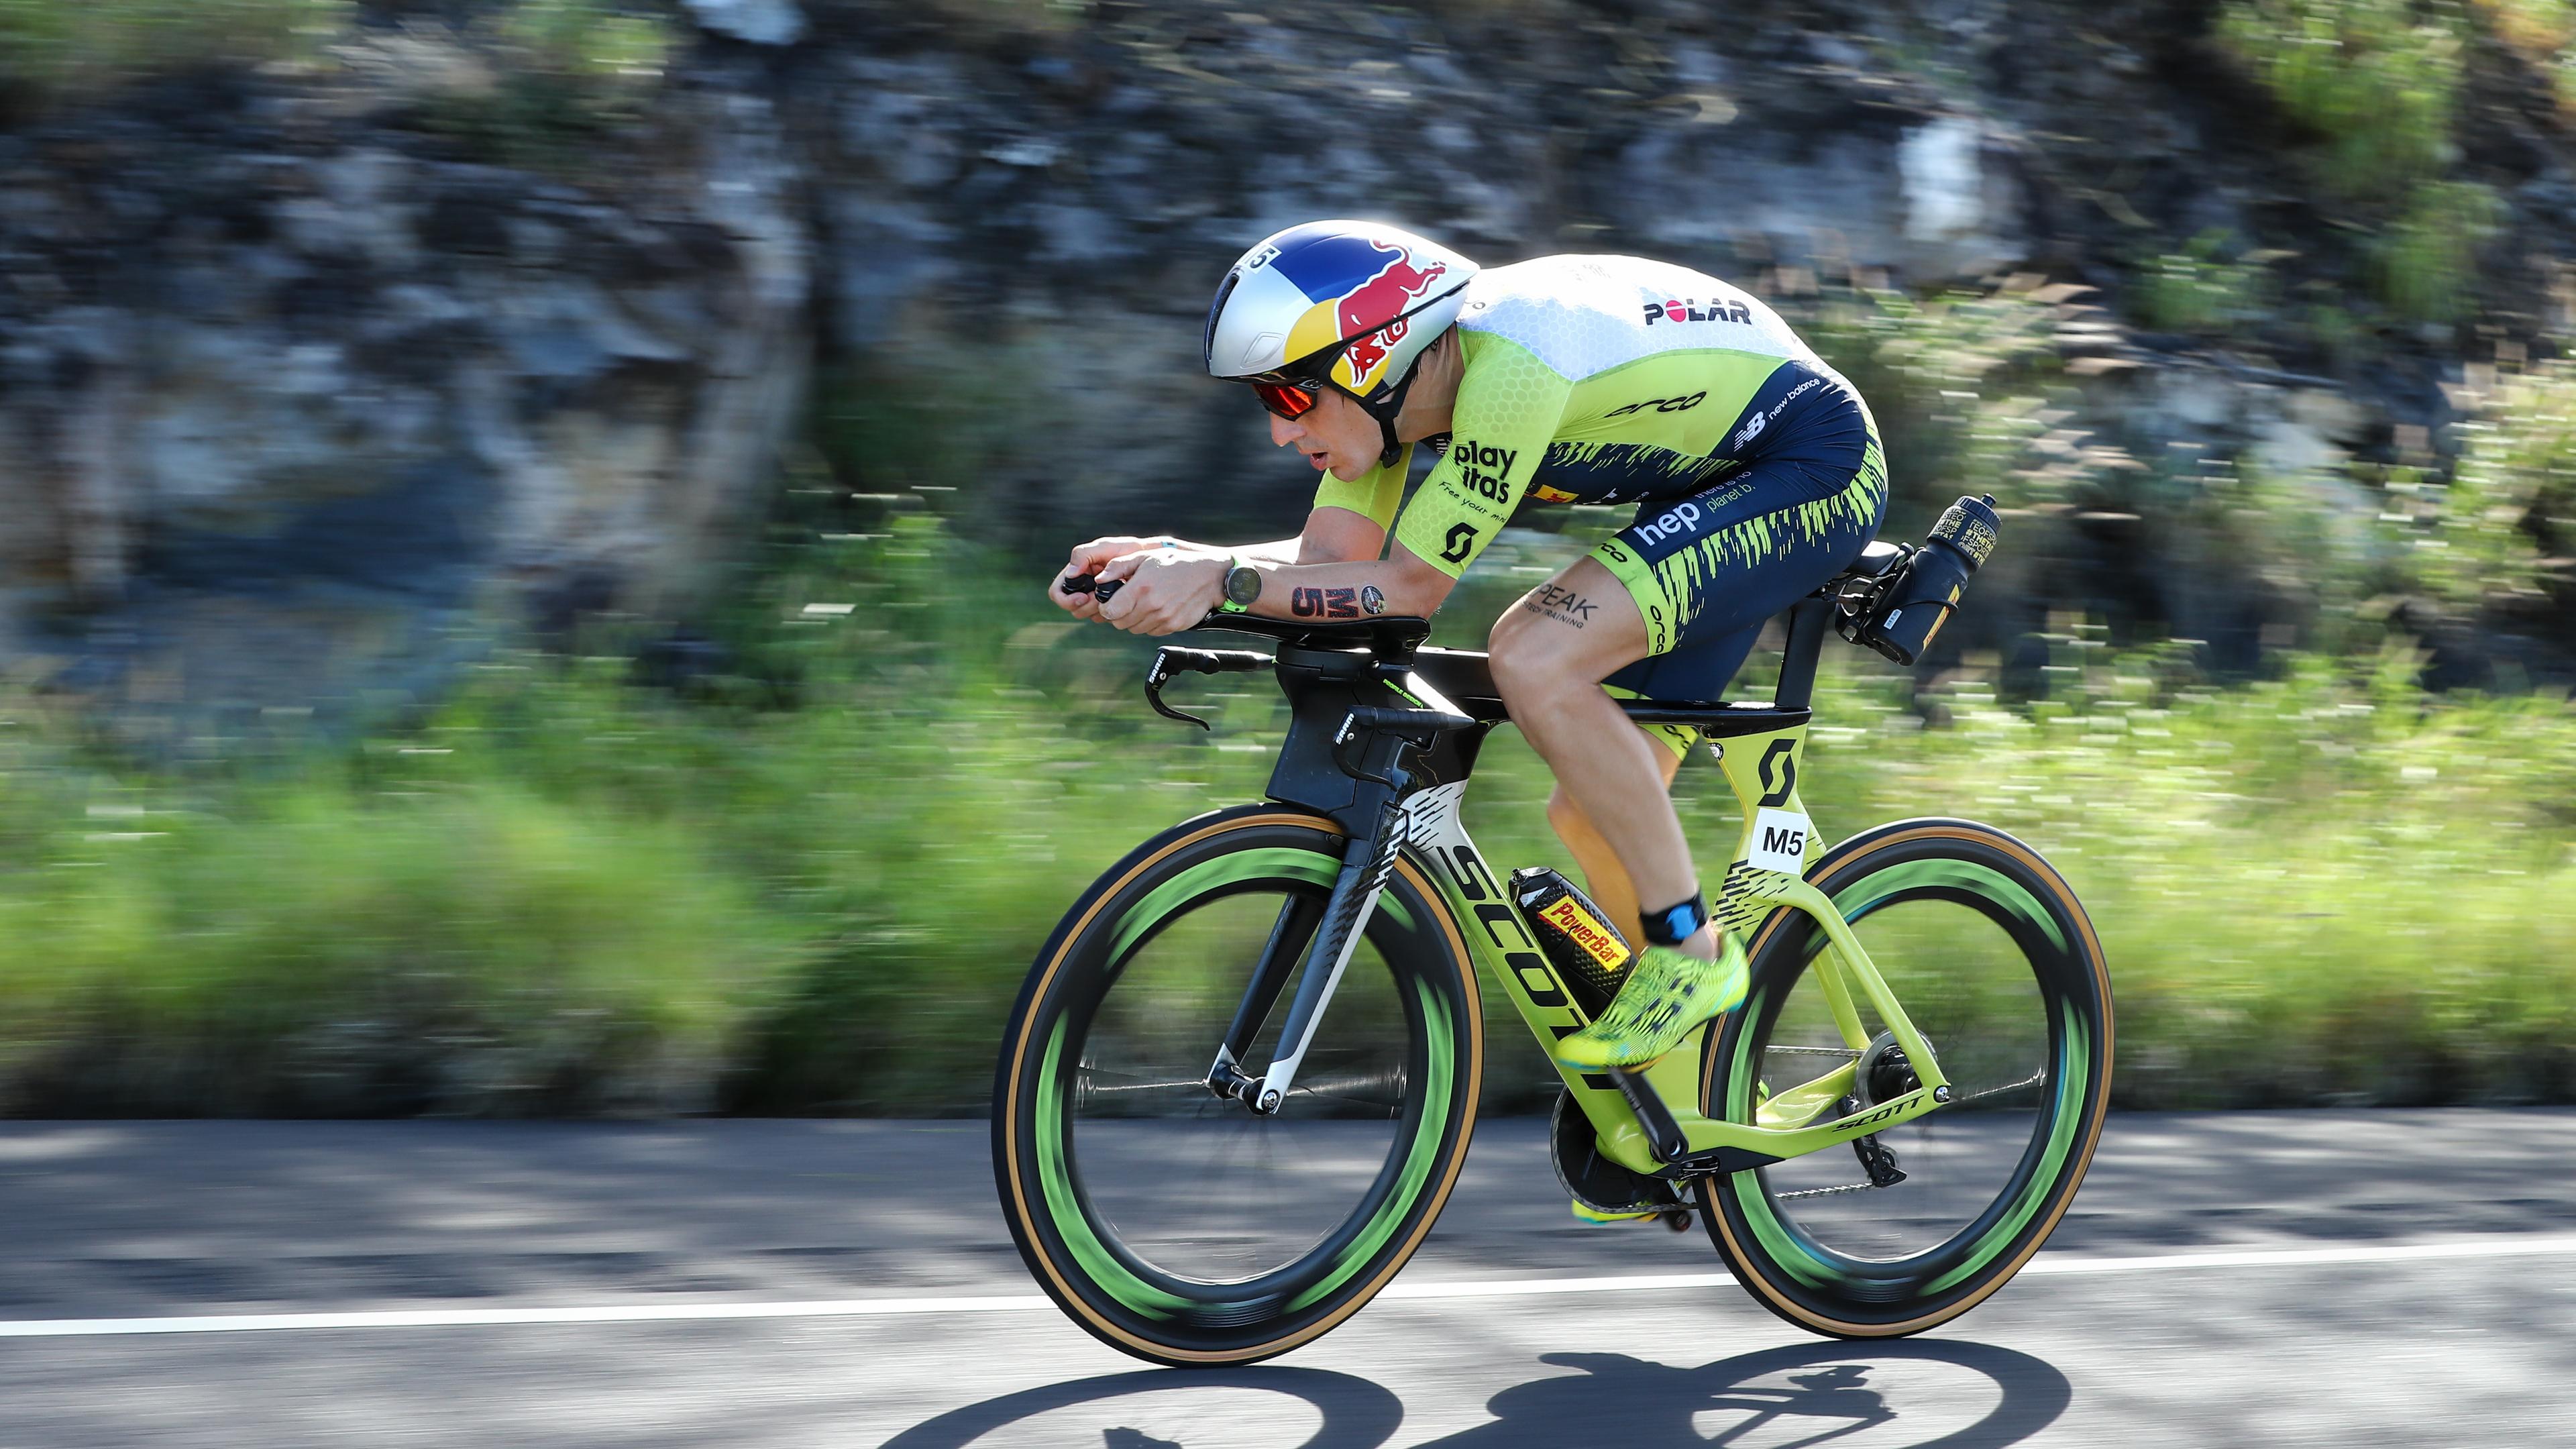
[8,1234,2576,1340]
[0,1296,1057,1340]
[2021,1234,2576,1275]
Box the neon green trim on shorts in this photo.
[1593,432,1888,655]
[1601,683,1700,764]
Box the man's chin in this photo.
[1326,457,1371,482]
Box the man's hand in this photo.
[1049,536,1171,621]
[1096,550,1227,637]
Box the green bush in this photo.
[404,1,679,168]
[2375,180,2504,323]
[1801,282,2110,519]
[5,506,2576,1115]
[2418,357,2576,610]
[2132,233,2274,335]
[2216,0,2464,199]
[0,0,349,110]
[498,0,674,80]
[0,769,785,1115]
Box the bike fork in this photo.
[1207,802,1411,1114]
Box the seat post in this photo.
[1771,598,1831,711]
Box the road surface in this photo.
[1,1111,2573,1446]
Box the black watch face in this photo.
[1226,566,1262,606]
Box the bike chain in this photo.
[1761,1070,2048,1199]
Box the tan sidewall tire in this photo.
[1696,818,2112,1338]
[992,808,1483,1366]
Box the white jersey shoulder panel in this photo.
[1454,255,1813,383]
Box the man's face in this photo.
[1267,385,1381,480]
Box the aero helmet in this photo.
[1203,221,1479,463]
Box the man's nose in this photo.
[1269,414,1301,447]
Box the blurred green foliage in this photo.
[2216,0,2465,200]
[2211,0,2528,331]
[0,0,349,111]
[2425,359,2576,609]
[406,1,678,168]
[5,502,2576,1115]
[498,0,674,75]
[2131,233,2275,335]
[2375,180,2506,323]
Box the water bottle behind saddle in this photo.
[1840,493,2002,666]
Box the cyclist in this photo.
[1049,220,1886,1074]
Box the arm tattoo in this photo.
[1293,586,1364,619]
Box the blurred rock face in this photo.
[0,76,808,737]
[0,3,2106,730]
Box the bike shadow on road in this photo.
[876,1337,2070,1448]
[877,1366,1403,1449]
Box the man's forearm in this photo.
[1243,558,1450,620]
[1240,537,1306,566]
[1156,535,1303,565]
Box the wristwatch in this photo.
[1218,555,1262,614]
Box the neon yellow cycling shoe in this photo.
[1553,936,1748,1070]
[1570,1199,1660,1226]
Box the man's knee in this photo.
[1487,605,1579,699]
[1494,606,1546,696]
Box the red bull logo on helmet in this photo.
[1330,241,1449,394]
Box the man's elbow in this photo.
[1382,557,1457,617]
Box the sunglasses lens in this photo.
[1252,381,1318,420]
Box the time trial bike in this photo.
[992,538,2112,1366]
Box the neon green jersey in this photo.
[1311,254,1876,578]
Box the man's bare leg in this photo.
[1488,558,1717,961]
[1545,743,1684,938]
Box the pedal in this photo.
[1511,868,1634,1019]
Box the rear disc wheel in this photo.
[1699,818,2112,1337]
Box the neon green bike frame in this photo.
[1400,718,1948,1178]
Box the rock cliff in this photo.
[5,0,2570,729]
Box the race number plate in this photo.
[1747,808,1811,873]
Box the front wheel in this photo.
[993,806,1483,1366]
[1698,818,2112,1337]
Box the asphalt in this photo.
[1,1110,2573,1446]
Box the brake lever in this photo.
[1144,645,1270,730]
